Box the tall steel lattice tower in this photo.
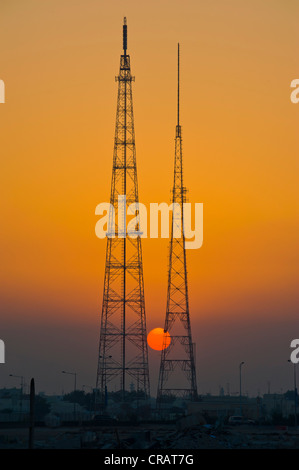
[157,44,198,405]
[96,18,150,403]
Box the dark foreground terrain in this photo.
[0,423,299,449]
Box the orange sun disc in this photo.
[147,328,171,351]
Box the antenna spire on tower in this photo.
[123,17,127,55]
[177,43,180,127]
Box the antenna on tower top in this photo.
[123,17,127,55]
[177,43,180,127]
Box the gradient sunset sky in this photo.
[0,0,298,396]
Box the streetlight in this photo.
[288,360,297,428]
[9,374,24,420]
[62,371,77,422]
[239,362,245,415]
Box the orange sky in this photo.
[0,0,298,395]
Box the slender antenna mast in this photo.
[123,17,127,56]
[177,43,180,127]
[157,43,198,408]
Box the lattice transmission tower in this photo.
[157,44,198,405]
[96,18,150,403]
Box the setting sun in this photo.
[147,328,171,351]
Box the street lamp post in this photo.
[288,360,297,428]
[239,362,245,415]
[62,371,77,422]
[9,374,24,421]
